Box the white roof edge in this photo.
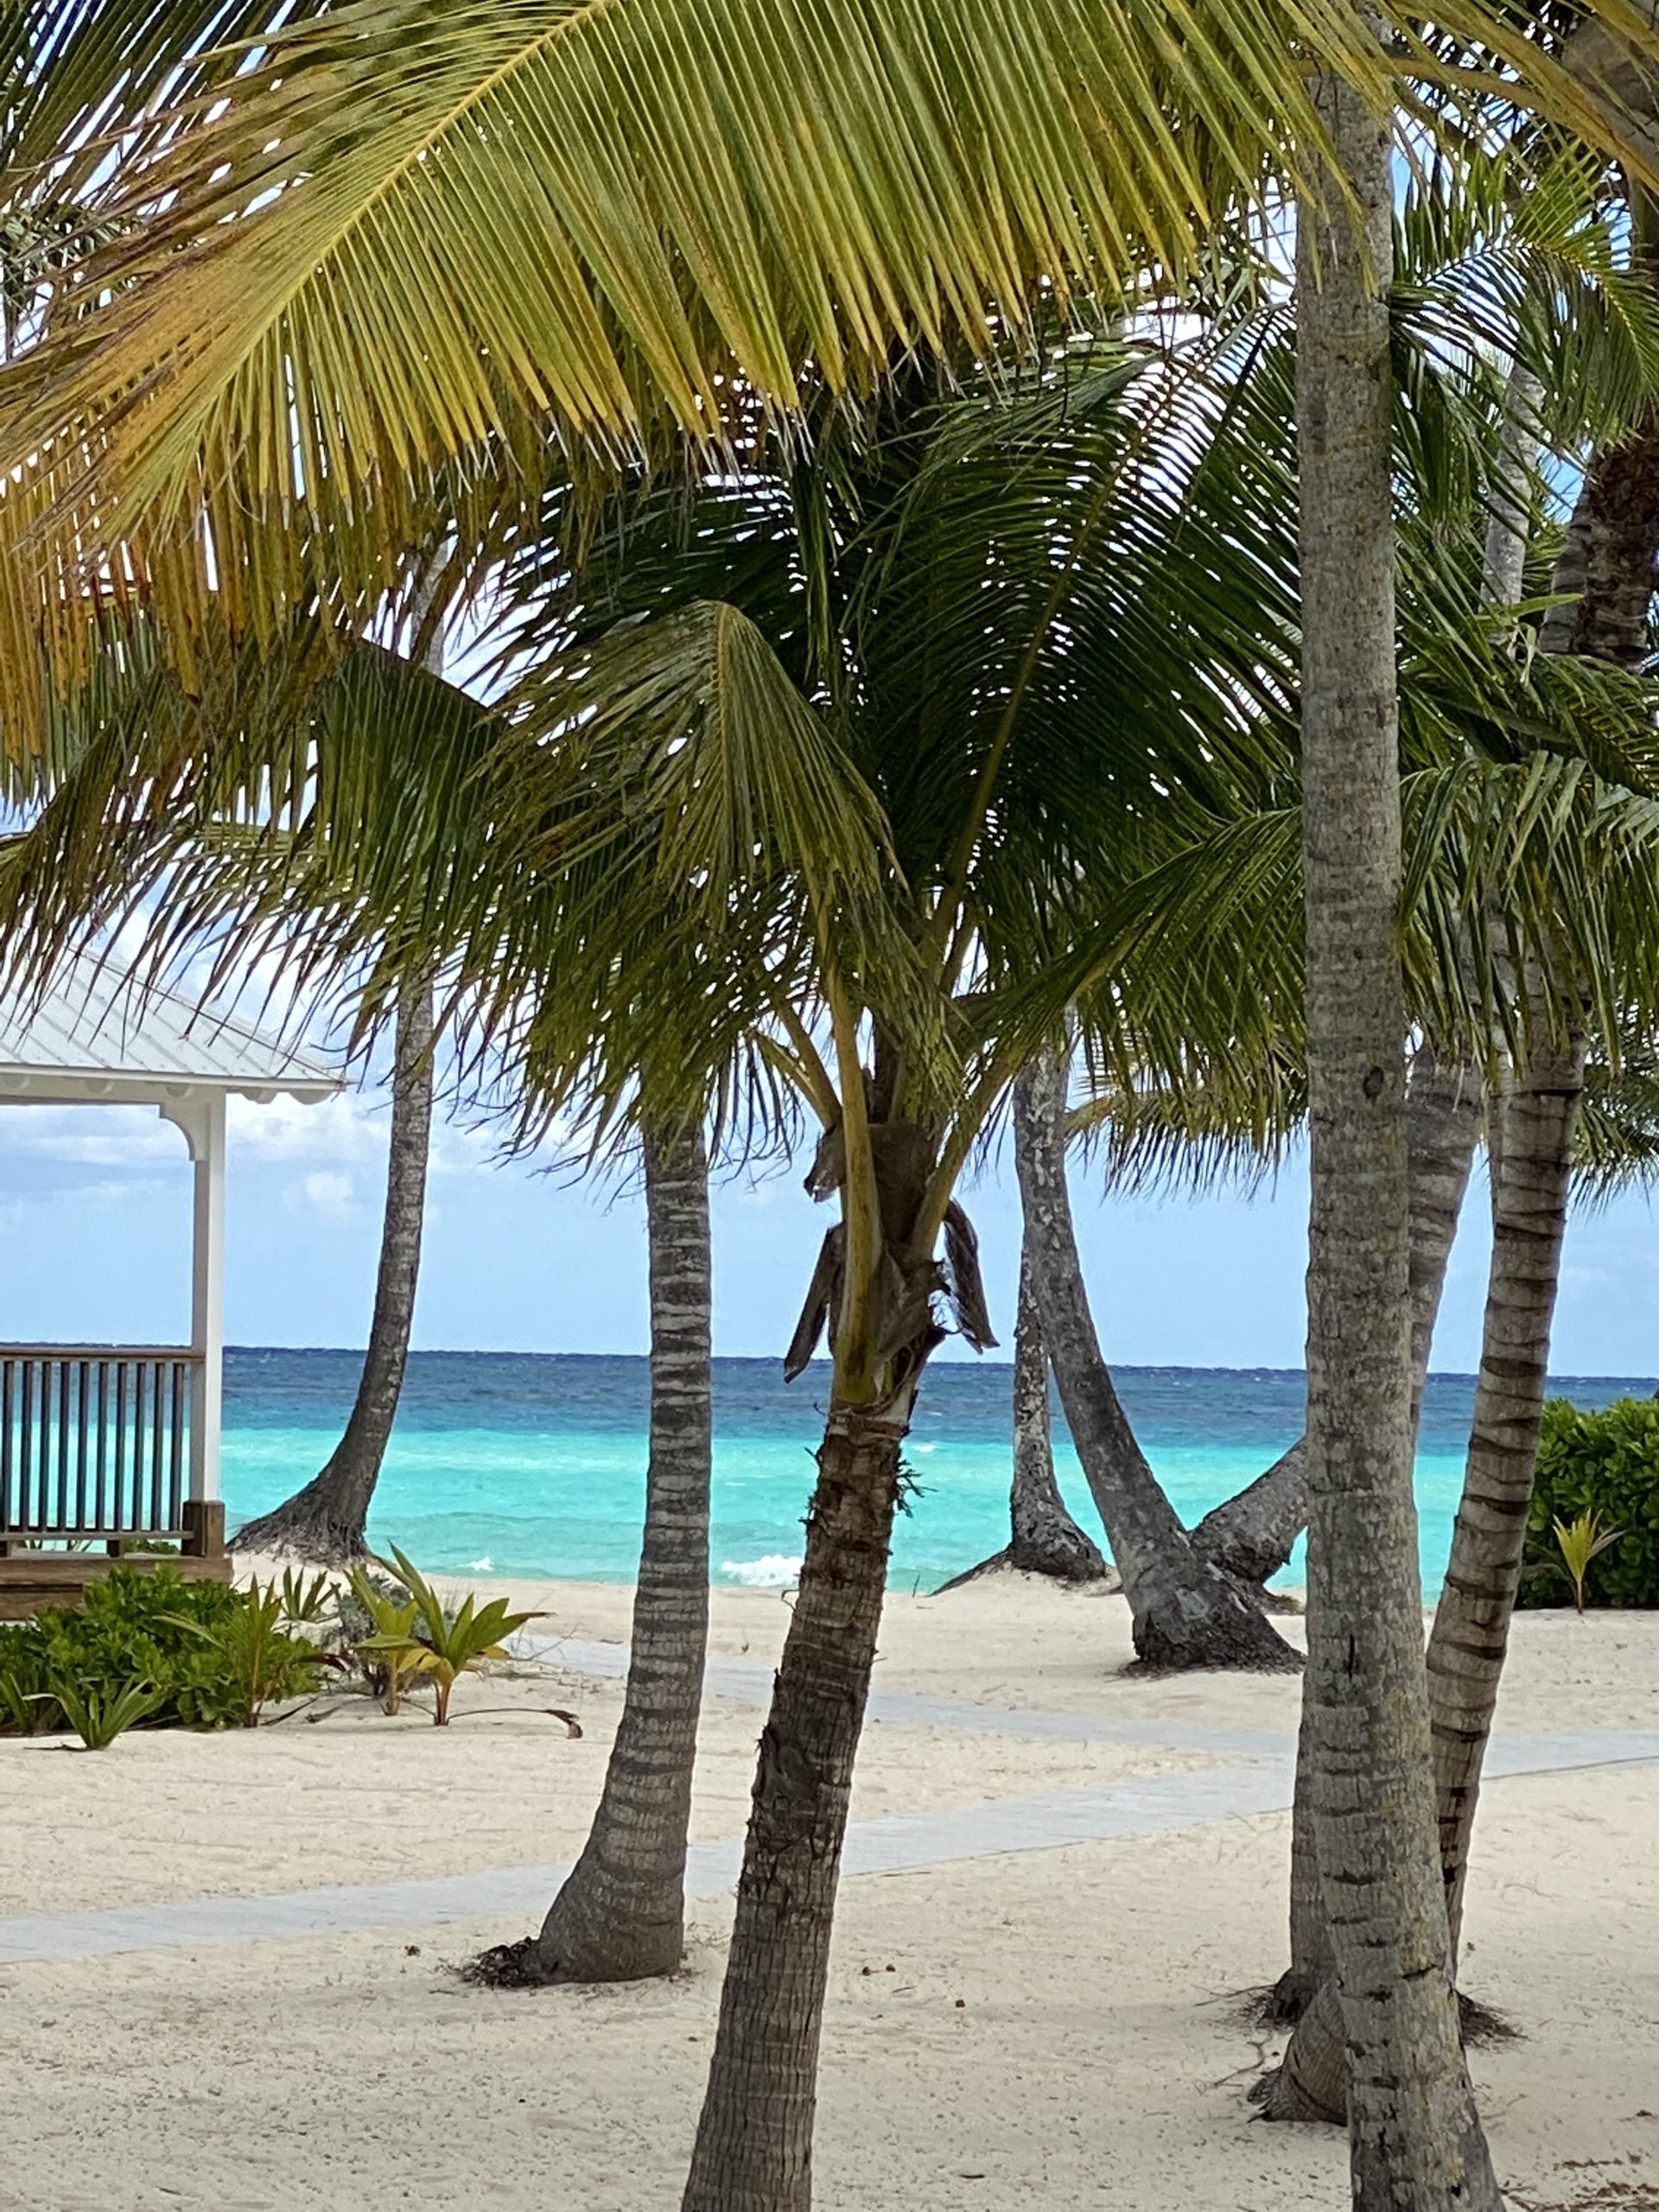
[0,950,350,1096]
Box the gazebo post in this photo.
[162,1089,227,1560]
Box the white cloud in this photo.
[287,1169,358,1221]
[0,1103,186,1166]
[229,1090,385,1163]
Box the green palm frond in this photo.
[9,0,1659,746]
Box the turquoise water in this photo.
[220,1351,1649,1593]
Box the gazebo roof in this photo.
[0,950,344,1103]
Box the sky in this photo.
[3,1067,1656,1379]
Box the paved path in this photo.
[3,1722,1656,1968]
[528,1634,1293,1755]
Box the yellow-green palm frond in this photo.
[10,0,1659,740]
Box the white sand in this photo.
[3,1573,1656,2211]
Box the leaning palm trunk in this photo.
[231,978,434,1563]
[1193,1047,1481,1588]
[1430,1034,1585,1953]
[1267,64,1501,2202]
[1005,1253,1109,1580]
[937,1195,1109,1591]
[467,1128,712,1985]
[1430,352,1649,1948]
[1014,1048,1296,1669]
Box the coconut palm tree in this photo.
[1294,70,1497,2196]
[1014,1037,1295,1662]
[936,1076,1110,1592]
[11,25,1659,2197]
[230,970,435,1562]
[473,1122,715,1986]
[11,305,1659,2212]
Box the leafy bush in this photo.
[0,1567,318,1734]
[169,1580,327,1727]
[1522,1397,1659,1609]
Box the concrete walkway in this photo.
[528,1633,1293,1755]
[3,1721,1656,1968]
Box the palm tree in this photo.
[471,1124,714,1986]
[1189,1046,1483,1590]
[1014,1039,1294,1663]
[1278,66,1501,2201]
[935,1206,1109,1592]
[1001,1241,1110,1584]
[0,321,1401,2201]
[230,972,435,1562]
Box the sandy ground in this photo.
[2,1573,1656,2211]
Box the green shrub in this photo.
[171,1579,326,1726]
[1522,1396,1659,1609]
[0,1567,309,1733]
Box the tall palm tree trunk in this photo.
[1264,319,1543,2054]
[1430,343,1650,1947]
[1014,1048,1297,1669]
[680,1372,925,2212]
[467,1128,712,1986]
[1258,1051,1482,2024]
[936,1185,1109,1592]
[1006,1250,1109,1580]
[1268,64,1501,2203]
[1430,1036,1585,1952]
[231,977,434,1562]
[681,1071,955,2212]
[1193,1047,1481,1588]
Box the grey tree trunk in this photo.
[1430,1037,1585,1954]
[1427,337,1646,1945]
[1264,340,1542,2044]
[1260,1048,1483,2023]
[467,1128,712,1986]
[1014,1049,1297,1669]
[679,1381,922,2212]
[230,978,434,1563]
[1194,1047,1482,1589]
[1007,1252,1109,1579]
[936,1185,1109,1592]
[1266,67,1502,2205]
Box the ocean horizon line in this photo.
[224,1345,1656,1389]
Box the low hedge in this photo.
[1522,1395,1659,1609]
[0,1566,313,1733]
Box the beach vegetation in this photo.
[1524,1398,1659,1609]
[168,1580,329,1728]
[1552,1507,1628,1614]
[0,1568,326,1736]
[39,1675,165,1751]
[12,3,1659,2206]
[353,1548,543,1726]
[340,1569,425,1715]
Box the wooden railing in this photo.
[0,1346,200,1547]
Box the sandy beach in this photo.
[3,1572,1656,2212]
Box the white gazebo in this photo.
[0,952,343,1613]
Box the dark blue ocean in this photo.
[219,1351,1651,1592]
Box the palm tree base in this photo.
[230,1477,372,1566]
[1131,1573,1301,1672]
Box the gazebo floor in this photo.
[0,1550,233,1621]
